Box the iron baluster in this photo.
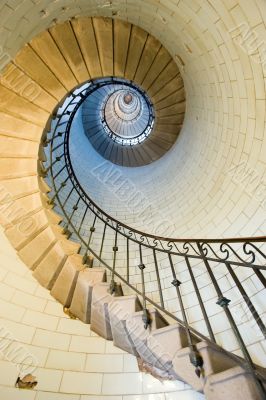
[82,215,97,265]
[62,186,74,208]
[138,244,150,329]
[168,253,203,378]
[99,222,107,261]
[109,226,118,294]
[53,141,65,152]
[53,164,67,180]
[41,79,266,391]
[185,256,216,343]
[77,205,89,255]
[62,196,81,238]
[197,242,266,397]
[77,205,89,235]
[48,177,69,205]
[126,237,129,283]
[225,262,266,339]
[253,269,266,288]
[153,249,164,308]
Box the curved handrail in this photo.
[40,78,266,393]
[74,82,264,242]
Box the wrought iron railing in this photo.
[100,79,155,145]
[39,80,266,395]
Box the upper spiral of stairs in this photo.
[0,10,266,400]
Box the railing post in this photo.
[82,215,97,265]
[126,237,129,283]
[153,249,164,308]
[109,227,118,294]
[226,262,266,339]
[197,242,266,397]
[47,178,69,206]
[138,244,150,329]
[169,253,203,377]
[185,256,216,343]
[99,222,107,262]
[62,196,80,238]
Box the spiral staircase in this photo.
[0,16,265,400]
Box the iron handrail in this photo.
[40,79,266,395]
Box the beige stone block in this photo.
[44,300,65,317]
[22,309,59,331]
[46,349,86,371]
[32,329,71,351]
[0,318,35,344]
[11,290,46,312]
[0,265,7,281]
[0,385,36,400]
[33,367,63,392]
[142,373,185,393]
[70,335,105,354]
[36,392,80,400]
[102,373,143,395]
[60,371,102,395]
[0,360,18,386]
[165,392,204,399]
[123,354,139,373]
[57,317,91,336]
[85,353,123,373]
[124,396,165,400]
[0,297,25,322]
[81,397,122,400]
[0,281,15,301]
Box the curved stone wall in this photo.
[0,1,265,239]
[0,227,205,399]
[0,1,265,397]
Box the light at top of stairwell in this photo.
[98,79,155,146]
[123,93,133,105]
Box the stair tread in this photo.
[90,282,123,340]
[69,268,107,323]
[109,294,142,355]
[204,365,266,400]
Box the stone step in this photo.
[18,225,59,270]
[145,323,200,380]
[33,243,67,289]
[50,254,84,306]
[204,365,266,400]
[90,282,123,340]
[125,309,169,364]
[5,209,49,250]
[0,135,39,158]
[0,192,43,229]
[172,340,239,392]
[70,268,107,323]
[108,295,142,354]
[0,176,39,199]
